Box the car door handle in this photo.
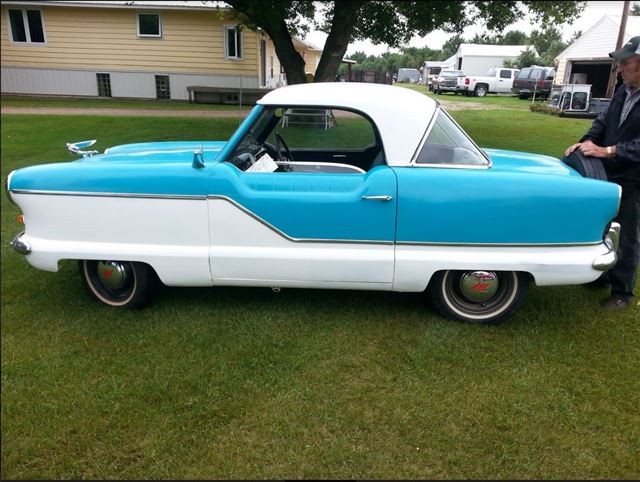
[362,195,393,201]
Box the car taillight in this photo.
[465,77,470,85]
[539,78,544,87]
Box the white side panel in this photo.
[110,72,156,99]
[394,244,609,292]
[1,67,260,100]
[208,199,393,288]
[1,67,97,96]
[13,193,212,286]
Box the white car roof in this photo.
[259,83,438,166]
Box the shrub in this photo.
[529,102,560,115]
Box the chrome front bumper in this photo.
[592,222,620,271]
[10,231,31,255]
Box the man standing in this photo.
[564,36,640,310]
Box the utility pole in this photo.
[605,1,630,98]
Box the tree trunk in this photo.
[314,1,364,82]
[266,19,308,85]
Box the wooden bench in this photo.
[186,86,271,105]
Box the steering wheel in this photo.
[275,132,293,162]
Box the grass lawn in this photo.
[1,112,638,479]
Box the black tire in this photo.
[79,260,157,308]
[561,151,607,181]
[428,270,528,324]
[518,94,528,99]
[474,85,488,97]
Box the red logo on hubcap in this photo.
[102,269,113,279]
[471,282,490,292]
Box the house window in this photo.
[137,13,162,37]
[96,73,112,97]
[225,26,243,60]
[155,75,170,100]
[8,9,45,44]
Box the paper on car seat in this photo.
[247,153,278,173]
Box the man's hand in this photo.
[564,140,609,158]
[564,143,582,157]
[578,140,608,158]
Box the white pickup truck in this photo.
[458,68,520,97]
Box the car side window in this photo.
[415,111,488,167]
[268,108,376,150]
[516,68,531,79]
[500,69,511,79]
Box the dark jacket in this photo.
[580,85,640,188]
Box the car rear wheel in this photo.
[429,270,528,324]
[80,260,156,308]
[474,85,488,97]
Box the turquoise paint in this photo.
[393,161,619,244]
[209,163,398,241]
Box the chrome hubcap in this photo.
[96,261,128,290]
[459,271,499,302]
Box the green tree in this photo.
[631,3,640,15]
[225,0,586,84]
[513,47,541,68]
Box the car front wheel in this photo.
[429,270,528,324]
[80,260,156,308]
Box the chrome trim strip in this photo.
[207,195,394,245]
[274,160,366,174]
[10,231,31,255]
[396,240,602,247]
[10,189,206,200]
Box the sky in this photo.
[304,1,629,56]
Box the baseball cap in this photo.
[609,36,640,60]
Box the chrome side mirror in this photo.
[67,139,98,157]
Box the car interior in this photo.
[226,106,386,174]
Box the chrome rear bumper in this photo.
[592,222,620,271]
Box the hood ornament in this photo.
[67,139,98,157]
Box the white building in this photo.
[454,43,532,75]
[554,15,640,98]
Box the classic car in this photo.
[6,83,621,324]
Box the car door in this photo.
[207,108,397,289]
[497,69,513,93]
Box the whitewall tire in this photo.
[429,270,528,324]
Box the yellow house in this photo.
[0,0,323,100]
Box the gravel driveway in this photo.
[1,97,496,117]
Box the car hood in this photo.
[8,141,228,195]
[484,148,582,177]
[93,141,228,164]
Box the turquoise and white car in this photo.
[6,83,621,324]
